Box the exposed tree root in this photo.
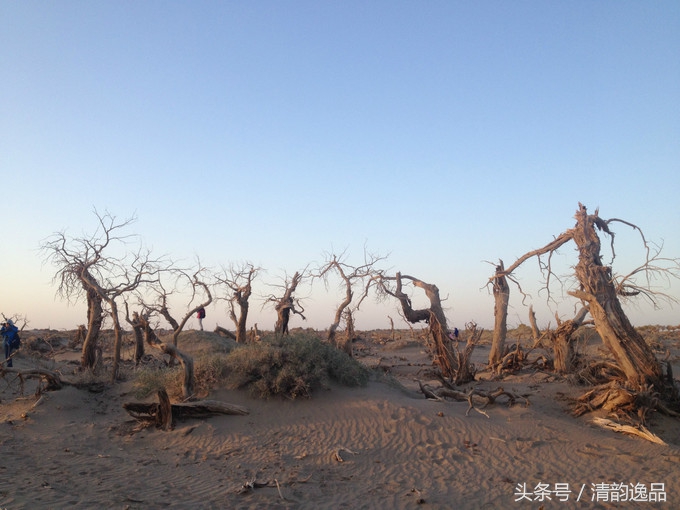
[1,366,68,393]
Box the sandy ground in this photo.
[1,330,679,509]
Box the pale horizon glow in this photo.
[2,2,679,332]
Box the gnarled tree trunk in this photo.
[381,273,474,384]
[489,260,509,368]
[551,306,589,373]
[274,271,305,336]
[569,205,663,389]
[81,284,103,370]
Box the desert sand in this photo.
[1,330,679,509]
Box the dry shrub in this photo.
[132,332,368,400]
[132,353,231,400]
[225,332,370,399]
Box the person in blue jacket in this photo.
[1,319,19,367]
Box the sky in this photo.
[1,1,679,333]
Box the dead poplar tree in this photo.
[124,302,145,364]
[493,203,679,394]
[217,263,259,344]
[316,251,385,356]
[134,312,195,400]
[42,211,159,377]
[528,305,541,343]
[143,264,214,346]
[489,260,510,368]
[550,306,590,373]
[265,270,307,336]
[377,272,475,385]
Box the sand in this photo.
[1,331,679,509]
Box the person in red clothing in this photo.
[197,307,206,331]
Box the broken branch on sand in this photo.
[1,366,67,392]
[417,380,529,417]
[591,417,666,445]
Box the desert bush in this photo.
[131,332,369,400]
[132,353,231,400]
[225,332,370,399]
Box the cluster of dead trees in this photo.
[36,205,679,421]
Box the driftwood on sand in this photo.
[417,380,529,417]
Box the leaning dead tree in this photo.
[265,270,307,336]
[315,251,386,355]
[377,272,476,385]
[217,263,260,344]
[492,204,679,411]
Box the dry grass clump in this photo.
[132,331,369,400]
[224,332,370,399]
[133,353,231,400]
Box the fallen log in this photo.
[123,389,249,429]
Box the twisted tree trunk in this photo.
[81,284,103,370]
[489,261,509,367]
[551,306,589,374]
[569,205,663,389]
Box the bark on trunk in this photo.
[274,272,303,336]
[551,306,588,374]
[386,273,468,383]
[569,205,663,389]
[489,261,509,367]
[110,299,123,382]
[132,323,144,364]
[528,305,541,343]
[81,286,103,370]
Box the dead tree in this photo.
[134,312,195,400]
[550,306,590,374]
[377,272,475,384]
[265,270,307,336]
[41,211,160,377]
[316,251,385,356]
[143,265,214,346]
[528,305,541,344]
[123,389,249,430]
[218,263,259,344]
[493,204,679,396]
[489,260,509,368]
[124,302,145,363]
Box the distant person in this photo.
[1,319,20,367]
[197,307,206,331]
[453,327,459,339]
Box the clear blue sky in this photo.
[2,1,679,332]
